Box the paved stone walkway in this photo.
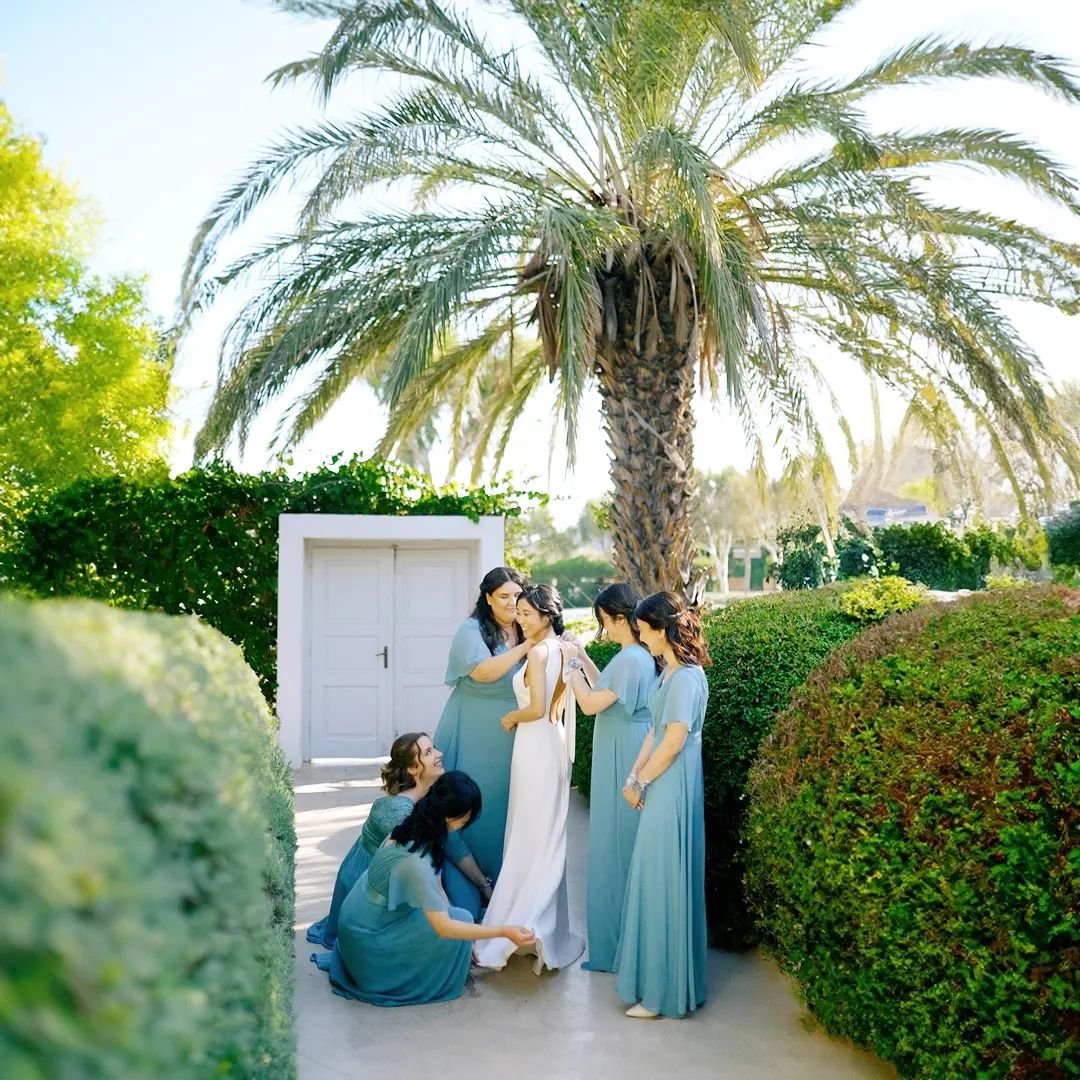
[294,764,896,1080]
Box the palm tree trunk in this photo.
[598,345,698,597]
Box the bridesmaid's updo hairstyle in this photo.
[471,565,527,655]
[389,771,482,870]
[519,583,565,636]
[593,582,643,642]
[635,591,711,668]
[380,732,426,795]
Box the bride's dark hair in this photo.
[470,566,527,655]
[518,583,565,636]
[388,771,482,870]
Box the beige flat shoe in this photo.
[625,1002,659,1019]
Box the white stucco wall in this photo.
[276,514,504,767]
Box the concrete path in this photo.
[294,764,896,1080]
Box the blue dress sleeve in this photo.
[387,852,450,912]
[364,795,414,848]
[597,646,652,715]
[660,668,707,735]
[444,830,470,865]
[444,618,492,684]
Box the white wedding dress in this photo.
[473,638,584,973]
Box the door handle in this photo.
[376,645,388,669]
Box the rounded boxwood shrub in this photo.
[0,596,295,1079]
[747,587,1080,1078]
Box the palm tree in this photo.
[180,0,1080,595]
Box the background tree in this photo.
[695,467,765,592]
[0,100,171,510]
[180,0,1080,596]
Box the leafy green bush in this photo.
[874,521,971,589]
[772,522,832,590]
[573,591,867,949]
[699,590,866,947]
[528,554,616,607]
[838,575,928,623]
[747,587,1080,1078]
[835,518,881,580]
[0,596,295,1079]
[1,456,529,703]
[1046,502,1080,573]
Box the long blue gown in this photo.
[615,664,708,1018]
[306,794,479,949]
[312,844,473,1007]
[433,617,521,880]
[583,643,656,973]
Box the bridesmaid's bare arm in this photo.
[469,638,532,683]
[499,645,548,729]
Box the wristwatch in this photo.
[566,657,583,671]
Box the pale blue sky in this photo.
[3,1,1079,523]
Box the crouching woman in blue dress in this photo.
[616,591,710,1019]
[312,771,536,1007]
[307,733,490,949]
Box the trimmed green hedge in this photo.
[573,589,870,949]
[747,587,1080,1078]
[698,590,866,948]
[1,457,529,703]
[0,597,295,1079]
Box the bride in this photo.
[473,584,584,973]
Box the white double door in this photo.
[307,544,470,759]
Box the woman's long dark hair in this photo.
[594,582,643,642]
[635,591,711,668]
[388,771,482,870]
[519,583,565,636]
[470,566,527,655]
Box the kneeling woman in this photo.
[307,733,489,950]
[313,771,535,1007]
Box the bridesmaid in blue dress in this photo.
[312,771,536,1007]
[616,591,710,1019]
[434,566,532,881]
[563,583,656,973]
[306,733,490,949]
